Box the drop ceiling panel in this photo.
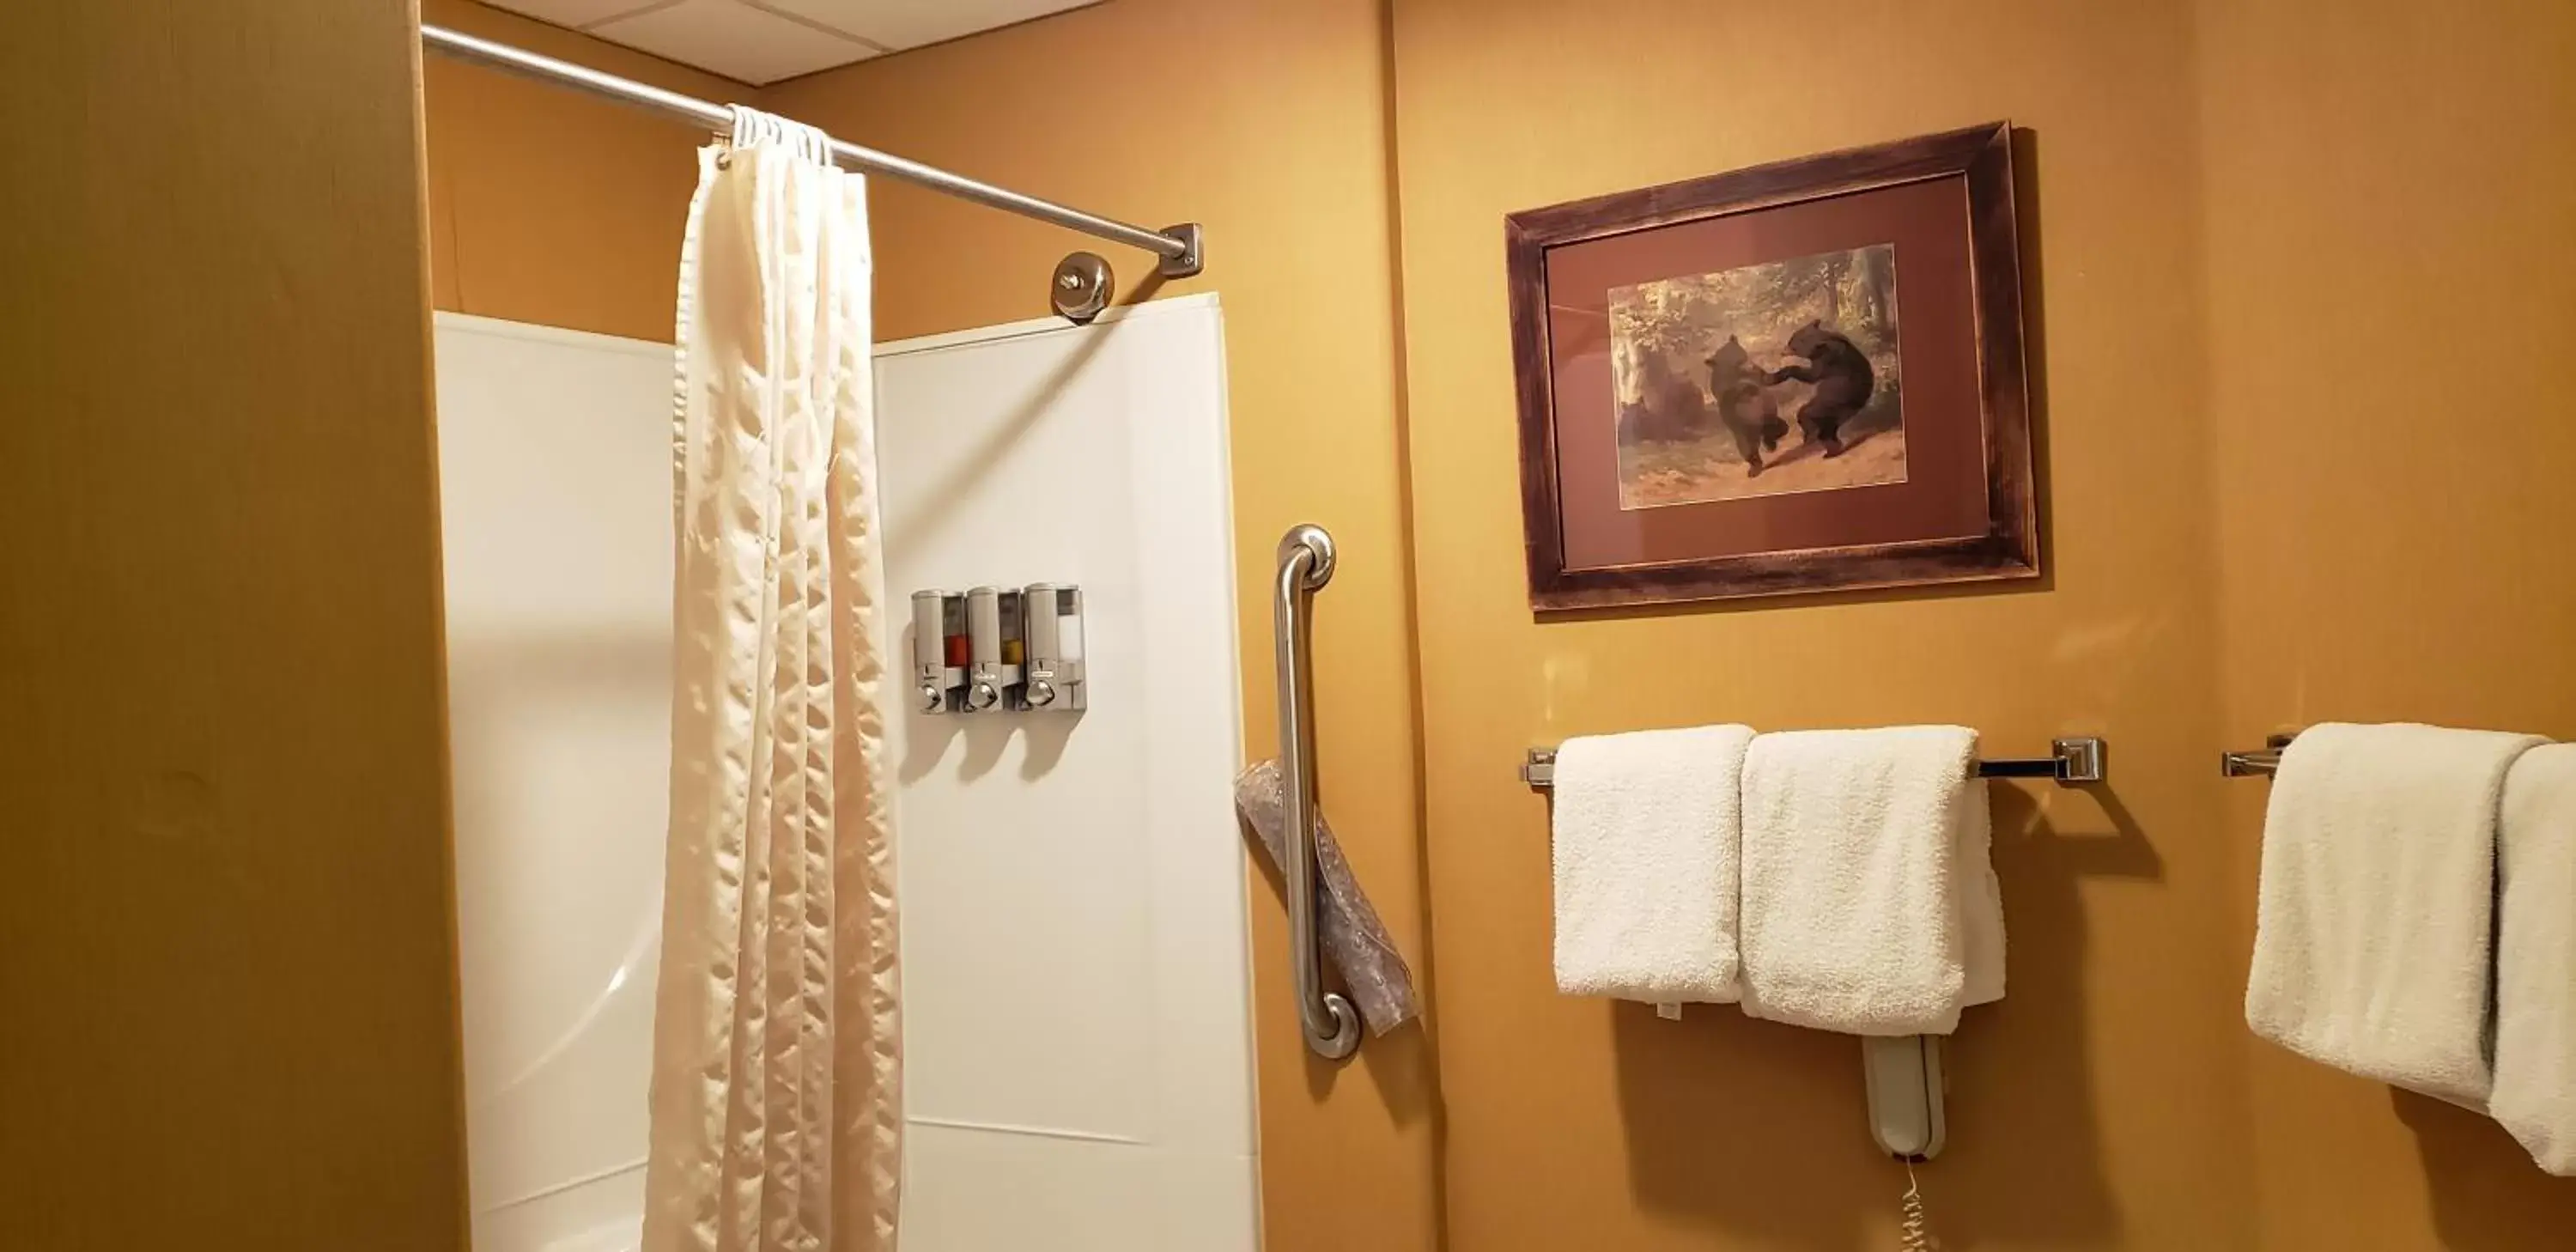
[759,0,1097,52]
[483,0,677,28]
[587,0,878,85]
[474,0,1103,86]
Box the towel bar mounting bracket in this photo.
[2221,732,2299,778]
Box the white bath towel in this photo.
[1739,726,2004,1036]
[2245,722,2547,1106]
[2491,742,2576,1175]
[1551,724,1755,1004]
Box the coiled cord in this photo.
[1898,1160,1933,1251]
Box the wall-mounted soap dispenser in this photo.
[911,583,1081,714]
[1020,583,1085,711]
[963,586,1024,712]
[912,590,969,712]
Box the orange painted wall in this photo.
[761,5,1442,1251]
[2200,0,2576,1245]
[1390,1,2252,1247]
[0,2,468,1246]
[1399,0,2576,1247]
[421,0,744,342]
[769,0,2576,1246]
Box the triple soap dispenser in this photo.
[910,585,1085,714]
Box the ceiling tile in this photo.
[478,0,680,28]
[756,0,1097,52]
[587,0,878,84]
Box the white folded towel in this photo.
[1551,724,1754,1004]
[2246,722,2547,1105]
[2492,742,2576,1175]
[1738,726,2004,1036]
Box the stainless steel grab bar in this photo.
[1273,524,1361,1060]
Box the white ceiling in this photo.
[484,0,1100,84]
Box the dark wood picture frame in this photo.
[1506,121,2036,611]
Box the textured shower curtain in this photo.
[643,107,900,1252]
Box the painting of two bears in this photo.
[1608,244,1903,508]
[1508,121,2036,608]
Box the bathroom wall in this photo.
[0,2,468,1247]
[876,299,1261,1252]
[2198,0,2576,1244]
[789,0,2576,1249]
[762,8,1443,1250]
[39,2,2533,1248]
[1388,1,2251,1247]
[414,4,1441,1244]
[1398,0,2576,1246]
[421,0,742,342]
[434,314,676,1252]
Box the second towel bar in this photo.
[1520,736,2107,790]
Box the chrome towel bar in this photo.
[1520,736,2107,790]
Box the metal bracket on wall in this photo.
[2221,731,2299,777]
[1157,223,1205,278]
[1051,252,1114,323]
[1048,224,1206,323]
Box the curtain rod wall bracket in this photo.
[1051,252,1114,324]
[1158,224,1204,278]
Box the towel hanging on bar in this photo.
[1234,760,1420,1036]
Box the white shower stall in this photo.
[434,295,1260,1252]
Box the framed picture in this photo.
[1506,121,2036,610]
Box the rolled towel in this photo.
[1739,726,2004,1036]
[1550,725,1755,1004]
[1234,760,1419,1036]
[2246,722,2547,1105]
[2492,742,2576,1174]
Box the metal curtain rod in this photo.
[419,24,1203,307]
[1520,736,2108,790]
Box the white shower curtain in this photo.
[643,106,901,1252]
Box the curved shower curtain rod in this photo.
[421,24,1204,300]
